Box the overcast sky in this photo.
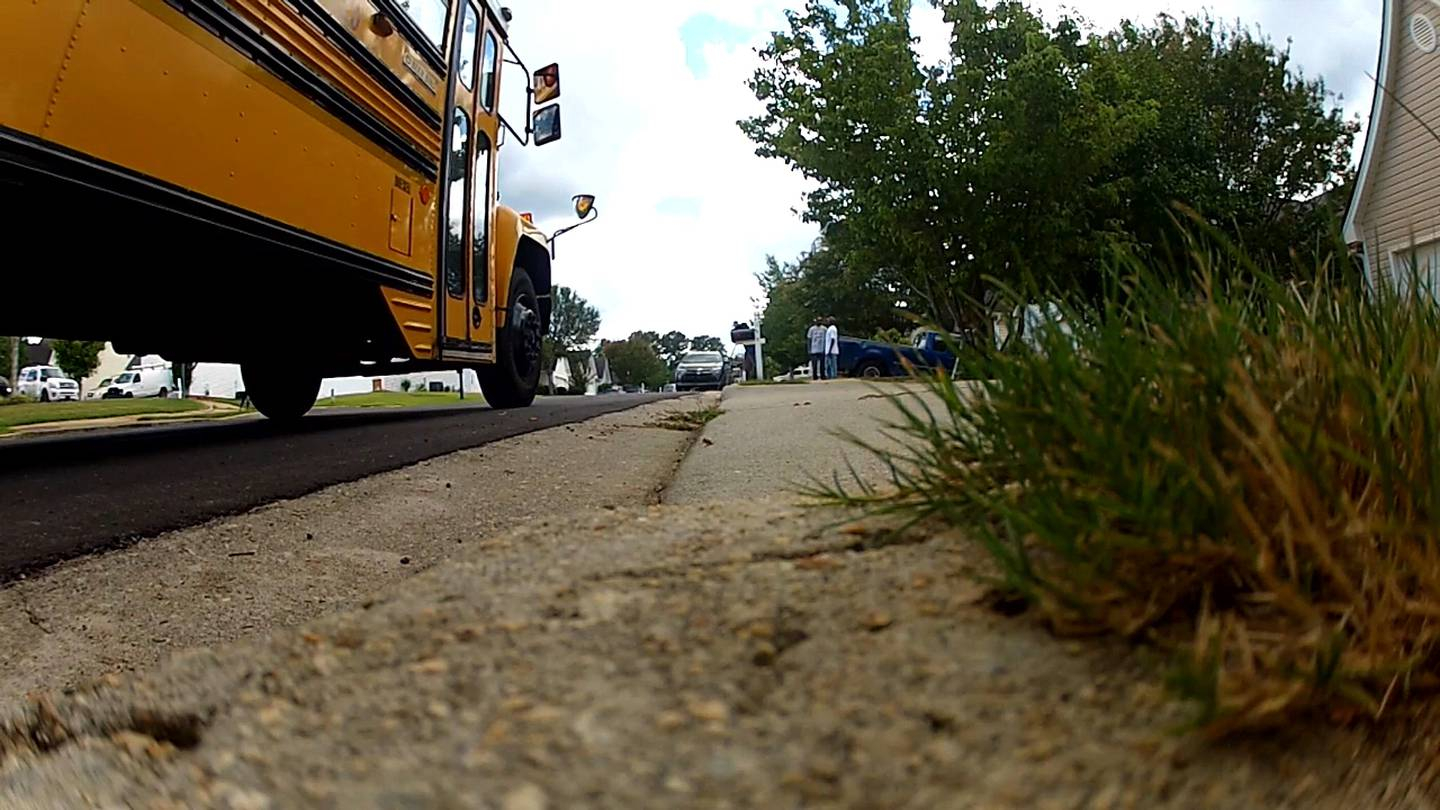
[498,1,1382,347]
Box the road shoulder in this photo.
[0,398,703,700]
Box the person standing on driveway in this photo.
[824,317,840,380]
[807,318,825,380]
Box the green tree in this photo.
[658,330,690,369]
[758,256,815,376]
[1088,15,1358,270]
[1,336,21,385]
[541,286,600,394]
[629,331,662,352]
[51,340,105,395]
[603,337,669,390]
[758,240,913,377]
[743,0,1357,323]
[567,352,596,394]
[690,335,724,352]
[545,286,601,358]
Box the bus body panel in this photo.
[382,287,439,359]
[226,0,444,158]
[26,0,439,280]
[0,0,557,391]
[312,0,448,120]
[0,0,88,134]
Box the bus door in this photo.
[439,1,496,362]
[468,11,503,355]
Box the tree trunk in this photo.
[8,337,18,388]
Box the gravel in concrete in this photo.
[2,505,1431,809]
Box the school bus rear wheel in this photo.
[241,361,322,422]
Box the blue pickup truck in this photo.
[837,329,958,379]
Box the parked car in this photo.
[102,366,174,399]
[16,365,80,402]
[673,351,731,391]
[837,329,958,379]
[84,377,115,400]
[0,376,10,398]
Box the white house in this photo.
[1344,0,1440,292]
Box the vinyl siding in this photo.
[1359,0,1440,287]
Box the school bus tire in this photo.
[479,267,543,409]
[242,361,322,422]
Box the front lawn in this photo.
[0,398,205,432]
[314,391,480,409]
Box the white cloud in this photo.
[501,1,1381,346]
[500,2,816,346]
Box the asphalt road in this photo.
[0,395,673,580]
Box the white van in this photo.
[103,366,174,399]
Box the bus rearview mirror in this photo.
[533,63,560,104]
[532,105,562,146]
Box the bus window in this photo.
[458,4,479,90]
[397,0,449,51]
[445,109,471,300]
[472,133,492,302]
[480,32,499,111]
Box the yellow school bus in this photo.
[1,0,577,418]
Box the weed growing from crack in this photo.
[811,225,1440,735]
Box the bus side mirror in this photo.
[532,105,562,146]
[533,63,561,104]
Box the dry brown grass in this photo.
[821,243,1440,734]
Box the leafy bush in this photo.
[823,233,1440,734]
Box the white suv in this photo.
[17,365,80,402]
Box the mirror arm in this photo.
[548,209,599,259]
[502,39,535,143]
[499,115,529,147]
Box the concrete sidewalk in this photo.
[665,380,927,505]
[0,384,1423,809]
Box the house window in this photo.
[1391,240,1440,298]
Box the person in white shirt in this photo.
[824,317,840,380]
[806,318,825,380]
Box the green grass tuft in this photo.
[815,228,1440,735]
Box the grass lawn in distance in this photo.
[0,398,205,433]
[313,391,481,409]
